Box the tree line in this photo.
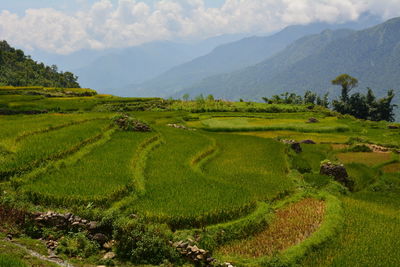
[262,74,396,122]
[0,40,80,88]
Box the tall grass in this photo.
[130,127,292,229]
[22,131,154,206]
[0,119,109,181]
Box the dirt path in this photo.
[5,239,74,267]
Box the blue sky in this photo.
[0,0,399,54]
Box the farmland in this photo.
[0,87,399,266]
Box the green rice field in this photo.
[0,92,399,266]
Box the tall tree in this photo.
[331,74,358,102]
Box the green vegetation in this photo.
[22,131,154,206]
[331,74,397,121]
[0,119,109,181]
[0,41,79,88]
[0,84,399,266]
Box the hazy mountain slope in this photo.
[125,14,383,97]
[128,22,353,97]
[185,17,400,102]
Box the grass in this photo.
[130,127,292,228]
[336,152,393,166]
[238,131,350,143]
[216,198,325,258]
[198,116,349,133]
[0,119,110,181]
[22,130,154,205]
[382,162,400,173]
[0,113,109,150]
[301,173,400,266]
[0,233,58,267]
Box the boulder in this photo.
[320,162,353,190]
[290,142,302,153]
[301,139,316,144]
[102,252,116,260]
[93,233,108,245]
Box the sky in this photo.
[0,0,399,54]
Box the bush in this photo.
[56,232,99,258]
[113,218,180,265]
[348,144,372,152]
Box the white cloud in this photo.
[0,0,399,54]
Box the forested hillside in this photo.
[185,17,400,101]
[128,22,367,97]
[0,41,80,88]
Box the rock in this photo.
[103,240,115,250]
[93,233,108,245]
[307,117,319,123]
[290,142,302,153]
[301,139,316,144]
[88,221,98,230]
[281,139,296,144]
[102,252,116,260]
[388,125,399,129]
[6,234,12,241]
[320,162,354,190]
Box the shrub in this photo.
[56,232,99,258]
[348,144,372,152]
[113,114,151,132]
[113,218,180,265]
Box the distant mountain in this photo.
[126,14,383,97]
[184,17,400,103]
[26,34,246,94]
[0,40,80,87]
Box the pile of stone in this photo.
[367,144,389,153]
[280,139,302,153]
[45,240,58,250]
[33,211,112,247]
[33,211,98,231]
[167,123,188,129]
[114,114,151,132]
[307,117,319,123]
[173,241,215,266]
[320,161,353,190]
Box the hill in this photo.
[125,15,383,97]
[0,89,399,266]
[0,41,80,88]
[33,34,247,94]
[126,23,358,97]
[184,17,400,102]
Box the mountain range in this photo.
[182,17,400,102]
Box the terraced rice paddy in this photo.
[1,99,399,266]
[336,152,393,166]
[131,127,292,227]
[197,116,349,133]
[217,198,325,258]
[22,131,155,205]
[238,131,349,143]
[382,162,400,173]
[0,119,110,181]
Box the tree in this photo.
[207,94,215,102]
[304,90,317,104]
[182,94,190,101]
[331,74,358,102]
